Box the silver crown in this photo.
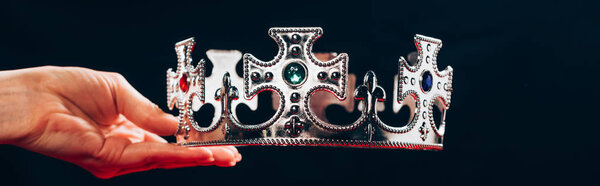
[166,27,453,150]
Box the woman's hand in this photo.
[0,66,241,179]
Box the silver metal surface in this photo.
[271,53,358,123]
[166,42,257,139]
[166,27,453,150]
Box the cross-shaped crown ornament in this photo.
[242,27,348,135]
[166,27,454,150]
[394,35,453,141]
[166,38,257,140]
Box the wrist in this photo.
[0,67,50,145]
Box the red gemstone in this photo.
[180,74,189,92]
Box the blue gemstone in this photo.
[421,71,433,92]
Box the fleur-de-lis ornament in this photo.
[354,71,386,141]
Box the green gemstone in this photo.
[284,62,306,85]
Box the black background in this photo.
[1,0,599,185]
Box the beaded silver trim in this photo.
[180,138,443,151]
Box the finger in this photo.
[119,143,214,166]
[206,146,237,167]
[81,137,215,179]
[222,146,242,162]
[110,145,216,177]
[112,164,156,178]
[109,73,178,136]
[156,161,215,169]
[55,69,178,135]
